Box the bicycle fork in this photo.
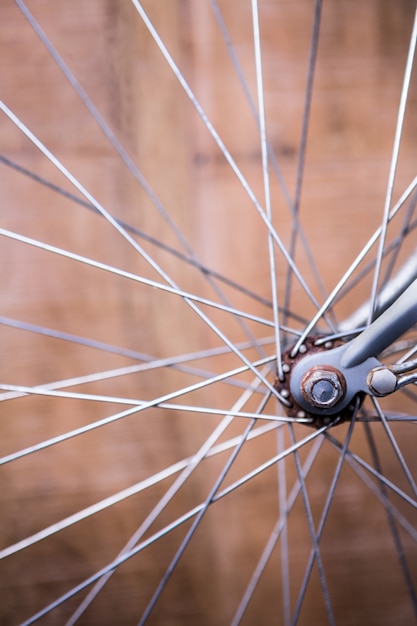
[276,278,417,427]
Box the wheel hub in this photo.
[275,336,363,428]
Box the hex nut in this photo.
[367,367,397,397]
[301,366,346,409]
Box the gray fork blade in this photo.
[342,278,417,368]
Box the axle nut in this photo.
[301,366,346,410]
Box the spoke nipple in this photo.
[324,341,333,349]
[280,389,290,399]
[297,410,306,419]
[299,344,307,354]
[282,363,291,374]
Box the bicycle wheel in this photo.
[1,1,417,624]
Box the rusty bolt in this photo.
[301,366,346,410]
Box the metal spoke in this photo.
[288,424,335,626]
[292,415,356,625]
[214,424,330,501]
[66,374,268,624]
[284,0,326,327]
[1,354,305,467]
[277,425,291,626]
[13,0,300,364]
[0,228,275,330]
[328,433,417,545]
[325,434,417,511]
[13,0,190,259]
[0,222,291,407]
[363,421,417,617]
[138,396,266,625]
[251,0,283,376]
[14,0,269,358]
[130,0,335,321]
[2,4,417,625]
[232,436,324,625]
[293,175,417,353]
[0,102,289,403]
[0,155,275,312]
[0,340,277,406]
[14,0,253,323]
[380,192,417,288]
[210,0,329,305]
[0,383,285,422]
[20,427,328,625]
[0,317,281,401]
[1,421,278,562]
[373,398,417,499]
[369,7,417,320]
[210,0,292,205]
[337,216,417,329]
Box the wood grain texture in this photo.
[1,1,416,624]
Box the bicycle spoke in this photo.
[284,0,324,326]
[138,399,265,624]
[130,0,335,322]
[356,412,417,423]
[363,421,417,617]
[231,436,324,625]
[380,192,417,288]
[292,415,356,625]
[2,3,417,624]
[0,315,281,383]
[0,154,276,312]
[0,333,278,404]
[328,435,417,545]
[66,373,269,624]
[288,424,335,626]
[210,0,329,306]
[277,426,291,626]
[1,421,278,562]
[19,427,328,626]
[13,0,290,369]
[0,384,282,424]
[1,102,291,410]
[215,424,331,500]
[326,434,417,511]
[251,0,283,375]
[294,174,417,352]
[2,226,294,413]
[337,211,417,328]
[0,229,275,329]
[369,7,417,320]
[373,399,417,499]
[14,0,218,281]
[210,0,292,206]
[1,381,294,427]
[2,354,308,467]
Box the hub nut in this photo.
[301,366,346,410]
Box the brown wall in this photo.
[1,1,416,624]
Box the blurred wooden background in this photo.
[1,1,416,624]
